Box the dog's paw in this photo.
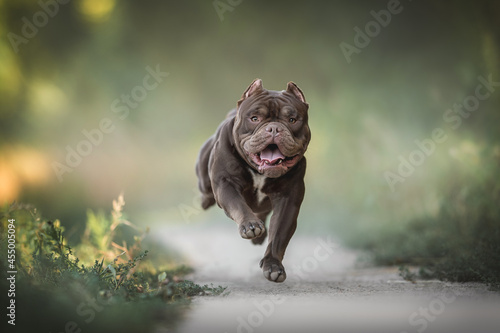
[239,220,265,239]
[251,228,267,245]
[201,194,215,210]
[259,258,286,283]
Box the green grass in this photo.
[0,197,226,332]
[343,149,500,288]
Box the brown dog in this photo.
[196,79,310,282]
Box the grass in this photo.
[344,147,500,288]
[0,195,226,332]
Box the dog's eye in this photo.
[250,116,259,122]
[289,117,297,124]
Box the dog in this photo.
[196,78,310,282]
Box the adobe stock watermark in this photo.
[339,0,412,64]
[384,74,499,192]
[51,65,169,182]
[178,186,203,223]
[52,285,113,332]
[401,289,458,333]
[230,236,339,333]
[213,0,243,22]
[7,0,72,54]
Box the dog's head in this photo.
[233,79,311,178]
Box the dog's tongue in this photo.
[260,146,285,164]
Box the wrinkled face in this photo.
[233,79,311,178]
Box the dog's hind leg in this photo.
[195,136,216,209]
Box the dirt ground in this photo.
[154,222,500,333]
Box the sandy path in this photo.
[153,222,500,333]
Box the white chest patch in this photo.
[250,169,268,204]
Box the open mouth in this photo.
[249,144,300,174]
[259,144,287,165]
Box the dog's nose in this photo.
[265,124,280,136]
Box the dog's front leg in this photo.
[259,179,305,283]
[212,176,265,239]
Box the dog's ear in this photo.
[237,79,263,108]
[286,81,307,104]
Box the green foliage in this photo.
[398,266,417,283]
[0,198,226,332]
[345,152,500,288]
[85,209,111,252]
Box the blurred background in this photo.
[1,0,499,279]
